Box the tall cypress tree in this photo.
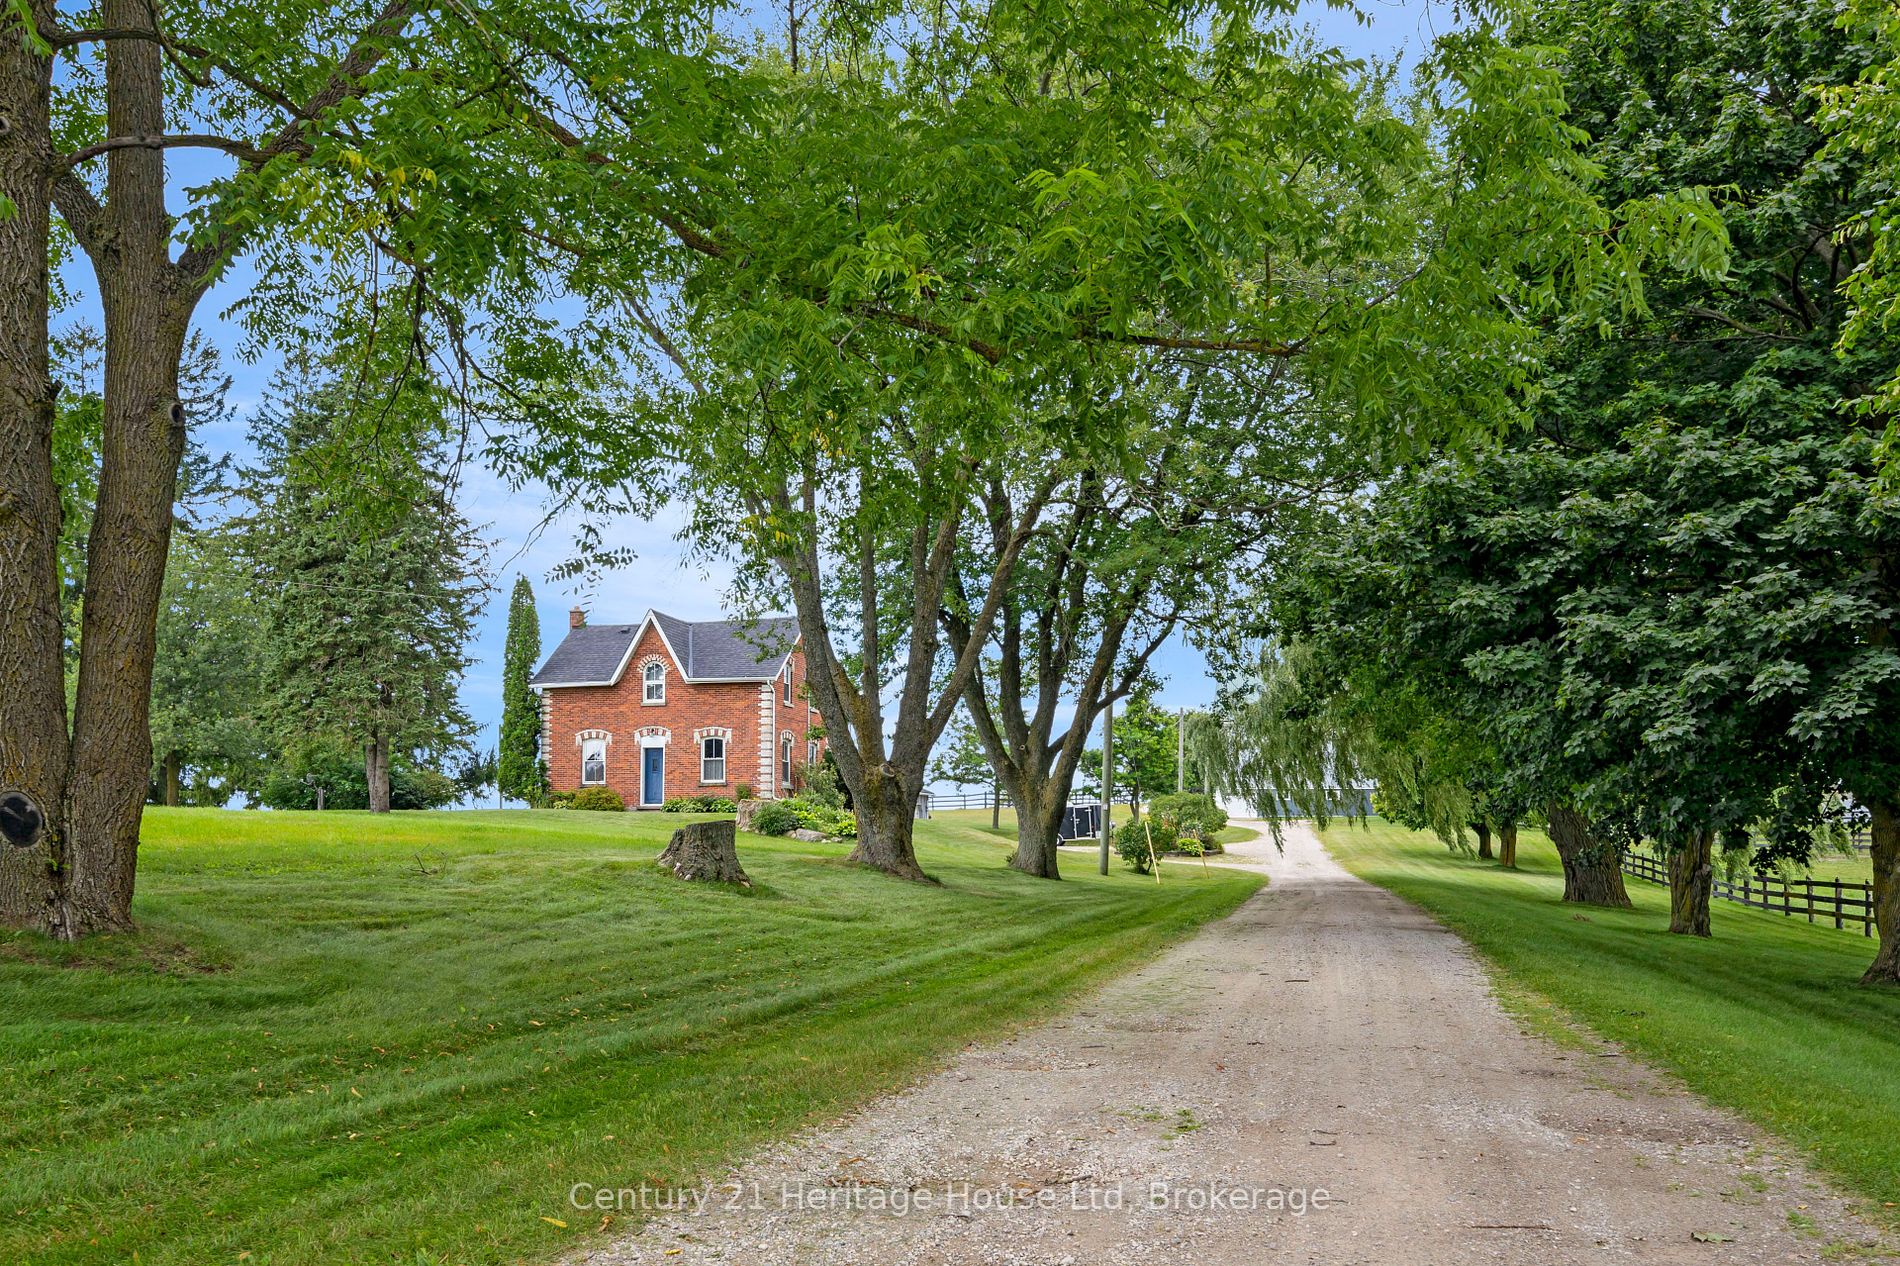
[499,575,546,804]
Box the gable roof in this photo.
[528,623,643,688]
[530,611,801,688]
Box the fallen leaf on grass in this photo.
[541,1216,568,1229]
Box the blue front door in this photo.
[642,747,665,806]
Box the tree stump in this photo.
[657,820,751,887]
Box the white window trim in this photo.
[780,731,795,789]
[700,735,727,785]
[580,735,608,786]
[642,658,667,705]
[782,666,793,706]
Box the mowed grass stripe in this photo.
[2,808,1259,1265]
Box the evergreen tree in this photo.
[243,356,485,813]
[498,575,546,804]
[149,526,272,807]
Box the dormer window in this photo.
[643,661,666,704]
[782,666,793,706]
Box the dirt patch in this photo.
[0,927,230,974]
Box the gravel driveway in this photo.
[574,822,1891,1265]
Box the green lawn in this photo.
[1323,818,1900,1223]
[2,808,1261,1266]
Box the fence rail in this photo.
[1621,851,1875,935]
[925,790,1098,812]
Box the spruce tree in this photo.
[499,575,546,805]
[243,356,484,813]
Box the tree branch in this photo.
[58,133,265,170]
[175,0,418,286]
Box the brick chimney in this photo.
[569,606,586,629]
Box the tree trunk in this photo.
[55,0,193,937]
[846,765,932,882]
[1007,773,1065,880]
[1667,828,1713,937]
[366,734,392,813]
[1474,820,1494,860]
[162,751,181,808]
[657,820,750,886]
[1862,798,1900,986]
[991,779,999,831]
[1498,821,1518,869]
[0,0,64,932]
[1545,804,1631,907]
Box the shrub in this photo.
[735,783,754,801]
[1114,818,1177,873]
[750,802,799,836]
[791,759,847,809]
[569,786,626,812]
[1151,792,1227,844]
[544,790,576,808]
[784,795,855,838]
[665,794,738,813]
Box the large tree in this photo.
[941,359,1357,877]
[1216,0,1900,958]
[1819,0,1900,451]
[0,0,746,934]
[244,356,483,814]
[548,6,1726,884]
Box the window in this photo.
[782,666,793,706]
[781,735,794,788]
[643,661,665,704]
[808,739,819,767]
[701,736,726,784]
[581,737,607,786]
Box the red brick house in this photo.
[531,608,824,807]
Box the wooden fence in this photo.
[1621,850,1876,935]
[926,790,1100,812]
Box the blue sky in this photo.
[59,0,1444,796]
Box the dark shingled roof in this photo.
[530,611,800,687]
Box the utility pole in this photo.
[1098,700,1114,875]
[1176,706,1185,793]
